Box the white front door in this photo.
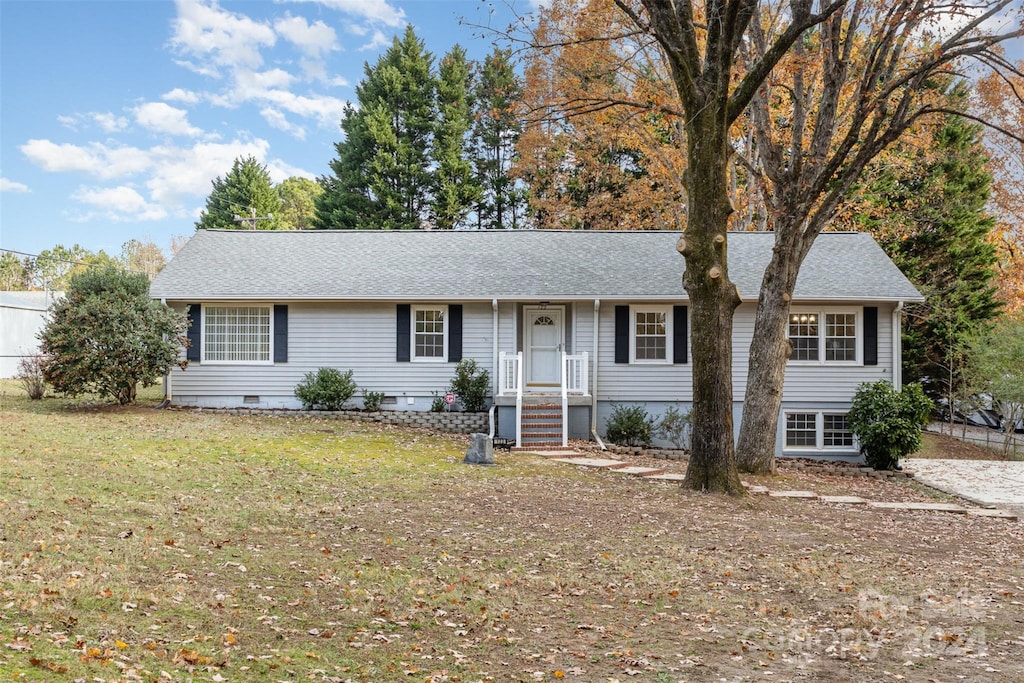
[525,307,564,387]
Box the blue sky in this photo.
[0,0,535,257]
[1,1,1021,260]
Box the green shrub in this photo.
[294,368,358,411]
[430,392,446,413]
[362,390,385,412]
[38,268,187,405]
[448,358,490,412]
[656,405,691,449]
[605,404,654,447]
[847,381,932,470]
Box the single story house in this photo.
[0,290,61,378]
[149,230,923,460]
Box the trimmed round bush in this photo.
[294,368,358,411]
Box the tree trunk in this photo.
[736,234,809,474]
[680,107,745,495]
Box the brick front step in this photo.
[512,445,573,452]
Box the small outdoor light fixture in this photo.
[539,301,549,309]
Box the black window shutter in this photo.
[864,306,878,366]
[448,305,463,362]
[614,305,629,364]
[186,304,201,362]
[673,305,688,364]
[396,304,411,362]
[273,305,288,363]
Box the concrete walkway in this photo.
[903,458,1024,515]
[532,451,1019,521]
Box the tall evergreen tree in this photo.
[315,26,436,230]
[196,156,282,230]
[472,48,525,230]
[430,45,481,229]
[854,94,1001,397]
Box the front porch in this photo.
[495,351,592,449]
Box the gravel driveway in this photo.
[903,457,1024,515]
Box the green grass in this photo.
[2,381,1023,682]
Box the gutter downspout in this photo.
[489,299,498,439]
[893,301,904,391]
[591,299,606,450]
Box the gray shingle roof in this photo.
[149,230,923,303]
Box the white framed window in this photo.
[413,305,447,361]
[631,306,671,364]
[788,308,860,364]
[823,413,854,447]
[785,413,817,447]
[788,313,819,361]
[203,305,272,364]
[785,411,855,451]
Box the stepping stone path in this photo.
[533,451,1018,521]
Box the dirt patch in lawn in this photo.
[2,399,1022,683]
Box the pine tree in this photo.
[315,26,436,230]
[472,48,525,230]
[855,90,1001,397]
[196,156,283,230]
[430,45,481,230]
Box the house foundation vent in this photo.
[243,395,260,404]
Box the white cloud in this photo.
[20,132,317,222]
[229,68,296,100]
[275,15,338,57]
[133,102,203,137]
[21,139,153,179]
[144,138,273,206]
[162,87,202,104]
[93,112,129,132]
[71,185,168,221]
[1,178,31,193]
[170,0,276,74]
[260,107,307,140]
[265,157,316,182]
[359,29,390,51]
[289,0,405,28]
[57,114,79,130]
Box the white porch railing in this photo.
[499,351,524,447]
[500,351,590,448]
[499,351,521,396]
[563,352,589,396]
[560,352,588,447]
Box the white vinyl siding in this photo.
[170,301,492,408]
[599,303,690,402]
[203,305,272,364]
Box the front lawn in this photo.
[2,386,1022,682]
